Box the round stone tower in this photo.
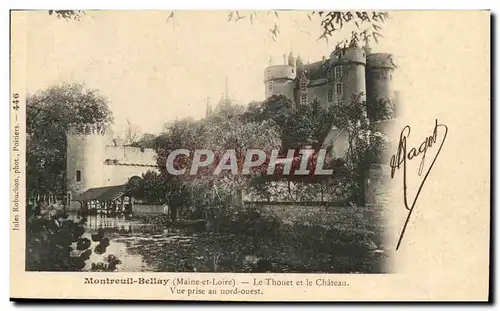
[264,53,297,101]
[329,45,367,103]
[66,123,110,206]
[366,53,397,120]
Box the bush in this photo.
[26,204,121,271]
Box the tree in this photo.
[135,133,157,148]
[125,171,167,204]
[155,118,207,220]
[123,118,142,145]
[48,10,84,20]
[26,83,113,198]
[201,118,282,208]
[367,98,398,122]
[225,11,388,47]
[153,103,281,217]
[242,95,294,150]
[242,96,336,151]
[329,93,389,205]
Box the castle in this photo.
[66,43,398,209]
[264,43,398,157]
[264,43,397,109]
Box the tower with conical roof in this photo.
[264,51,297,102]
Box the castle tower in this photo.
[328,45,367,104]
[364,40,373,55]
[288,52,296,67]
[296,55,304,71]
[66,123,110,208]
[264,53,297,101]
[366,53,397,121]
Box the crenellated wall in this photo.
[104,146,157,165]
[66,124,159,210]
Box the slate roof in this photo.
[72,184,126,202]
[302,60,331,80]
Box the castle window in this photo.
[267,81,273,94]
[335,66,343,79]
[300,93,308,105]
[327,89,333,102]
[327,72,333,84]
[76,170,81,182]
[335,83,343,96]
[300,79,307,89]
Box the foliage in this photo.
[243,95,337,151]
[226,11,388,46]
[154,102,282,212]
[329,93,389,204]
[26,204,120,272]
[206,205,281,237]
[154,118,209,219]
[137,204,386,273]
[129,133,157,149]
[243,93,390,204]
[367,98,398,121]
[125,170,167,203]
[146,90,386,210]
[123,118,142,145]
[48,10,388,49]
[48,10,85,20]
[26,83,113,197]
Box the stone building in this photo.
[66,43,399,210]
[264,43,398,157]
[66,124,158,211]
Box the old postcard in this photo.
[10,10,490,301]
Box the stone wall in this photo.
[365,164,392,208]
[67,130,160,211]
[246,164,392,242]
[134,203,167,216]
[104,145,157,166]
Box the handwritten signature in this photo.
[390,119,448,250]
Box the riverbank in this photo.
[132,206,388,273]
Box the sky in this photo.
[25,10,401,135]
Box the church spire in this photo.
[205,97,212,118]
[217,76,232,110]
[225,75,229,100]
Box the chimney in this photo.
[322,56,326,61]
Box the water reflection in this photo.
[68,213,192,272]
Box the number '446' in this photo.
[12,93,19,110]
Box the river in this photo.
[67,213,385,273]
[70,213,272,273]
[70,213,201,272]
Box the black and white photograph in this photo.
[24,10,397,274]
[9,8,490,302]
